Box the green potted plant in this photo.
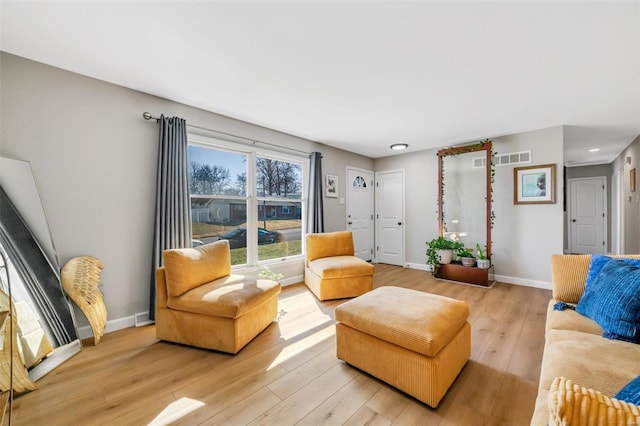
[476,244,491,269]
[456,246,476,267]
[426,236,461,273]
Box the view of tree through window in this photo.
[256,156,302,262]
[188,143,303,267]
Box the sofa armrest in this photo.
[551,254,591,304]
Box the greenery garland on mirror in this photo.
[437,139,496,232]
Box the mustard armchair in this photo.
[155,240,281,354]
[304,231,375,301]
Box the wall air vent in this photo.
[472,150,531,168]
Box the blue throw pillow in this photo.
[576,259,640,343]
[585,255,640,292]
[615,376,640,405]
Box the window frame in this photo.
[188,134,307,269]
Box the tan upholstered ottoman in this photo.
[335,286,471,408]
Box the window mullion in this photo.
[246,151,258,265]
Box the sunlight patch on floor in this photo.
[147,397,205,426]
[267,322,335,371]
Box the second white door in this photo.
[376,170,404,266]
[569,177,607,254]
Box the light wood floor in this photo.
[13,264,551,425]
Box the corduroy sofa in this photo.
[531,254,640,425]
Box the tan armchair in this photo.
[155,240,281,354]
[304,231,375,301]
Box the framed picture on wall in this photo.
[325,174,338,198]
[514,164,556,204]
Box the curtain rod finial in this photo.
[143,112,158,121]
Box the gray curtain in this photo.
[149,115,192,320]
[306,152,324,233]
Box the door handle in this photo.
[572,219,576,222]
[348,221,353,225]
[397,222,402,226]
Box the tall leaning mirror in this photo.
[436,141,494,286]
[0,156,81,390]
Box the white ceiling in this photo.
[2,1,639,165]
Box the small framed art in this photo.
[514,164,556,205]
[325,174,338,198]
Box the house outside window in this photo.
[188,138,305,266]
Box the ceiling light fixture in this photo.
[588,148,600,152]
[390,143,409,150]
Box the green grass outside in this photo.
[193,219,302,238]
[230,240,302,265]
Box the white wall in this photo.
[491,127,564,287]
[0,52,372,332]
[375,126,565,288]
[613,135,640,253]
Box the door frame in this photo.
[346,166,375,261]
[374,169,405,265]
[567,176,608,254]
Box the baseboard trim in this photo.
[77,314,139,340]
[404,262,431,271]
[281,275,303,286]
[493,274,551,290]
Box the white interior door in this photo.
[569,177,607,254]
[376,170,404,265]
[346,168,374,261]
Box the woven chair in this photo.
[61,256,107,345]
[0,290,37,394]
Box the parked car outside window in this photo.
[218,227,280,249]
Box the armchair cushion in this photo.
[167,275,281,319]
[308,256,375,279]
[306,231,354,262]
[163,240,231,297]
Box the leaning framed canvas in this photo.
[325,174,338,198]
[513,164,556,204]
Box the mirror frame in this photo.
[437,141,493,259]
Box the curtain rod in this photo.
[142,112,311,156]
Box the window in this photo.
[188,138,305,267]
[256,155,303,262]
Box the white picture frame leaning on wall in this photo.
[325,174,338,198]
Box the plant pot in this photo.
[460,257,476,267]
[437,249,453,264]
[476,259,491,269]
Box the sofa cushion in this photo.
[576,259,640,343]
[545,299,603,336]
[306,231,354,262]
[167,274,281,318]
[308,256,375,279]
[616,376,640,405]
[548,377,640,426]
[163,240,231,297]
[585,254,640,293]
[538,329,640,399]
